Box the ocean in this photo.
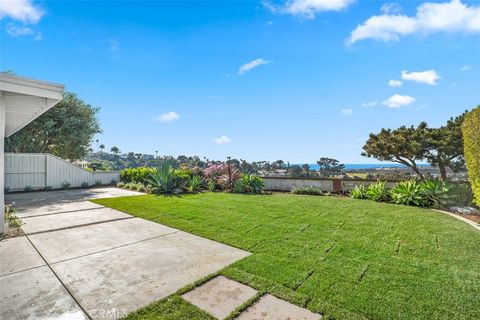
[306,163,431,170]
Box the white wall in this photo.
[5,153,120,191]
[264,177,334,192]
[263,177,398,193]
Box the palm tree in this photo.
[99,144,105,153]
[110,146,120,155]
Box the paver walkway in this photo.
[182,276,322,320]
[1,188,250,320]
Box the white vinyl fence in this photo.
[5,153,120,191]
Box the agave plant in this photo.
[144,163,178,194]
[420,179,451,208]
[366,181,390,202]
[187,175,204,192]
[390,180,426,206]
[350,185,368,199]
[240,174,265,194]
[218,164,242,191]
[207,180,217,192]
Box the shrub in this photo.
[24,185,33,192]
[237,175,264,194]
[292,186,323,195]
[125,182,135,190]
[45,186,53,191]
[187,175,203,192]
[145,185,154,194]
[207,180,216,192]
[4,204,23,229]
[350,185,368,199]
[120,167,156,183]
[233,181,246,193]
[110,179,117,185]
[136,182,146,192]
[203,164,226,180]
[144,163,179,194]
[94,180,102,187]
[390,180,426,206]
[366,181,390,202]
[61,181,71,190]
[81,182,89,188]
[218,164,241,191]
[117,182,125,188]
[463,106,480,205]
[4,187,10,194]
[448,183,473,206]
[420,179,451,208]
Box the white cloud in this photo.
[154,111,179,123]
[382,94,415,108]
[388,79,403,87]
[6,23,32,36]
[362,101,378,107]
[264,0,355,19]
[381,2,402,14]
[341,108,353,116]
[401,69,440,85]
[348,0,480,44]
[6,23,41,40]
[461,64,472,71]
[214,135,232,145]
[238,58,270,75]
[0,0,43,23]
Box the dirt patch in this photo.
[459,214,480,224]
[1,227,25,240]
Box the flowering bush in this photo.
[203,163,226,180]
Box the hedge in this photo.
[462,106,480,205]
[120,167,155,183]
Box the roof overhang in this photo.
[0,73,65,137]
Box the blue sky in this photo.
[1,0,479,163]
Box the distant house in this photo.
[74,160,90,169]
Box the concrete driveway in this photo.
[1,188,250,320]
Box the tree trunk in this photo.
[394,159,425,181]
[412,166,425,181]
[439,164,447,180]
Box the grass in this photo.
[93,193,480,320]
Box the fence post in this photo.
[45,154,48,189]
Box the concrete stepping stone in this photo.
[182,276,257,320]
[236,294,322,320]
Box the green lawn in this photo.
[93,193,480,320]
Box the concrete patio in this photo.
[1,188,250,319]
